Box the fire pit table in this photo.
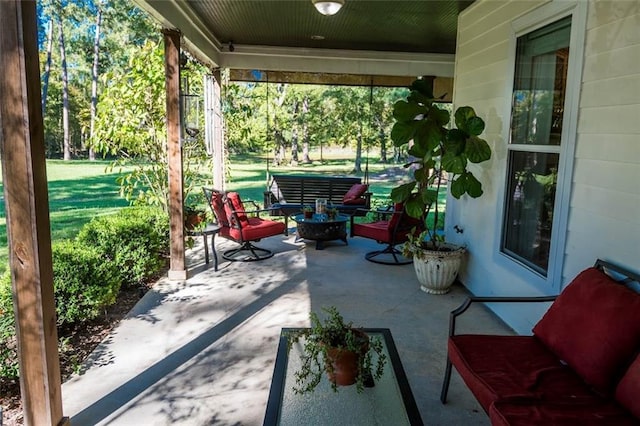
[292,213,349,250]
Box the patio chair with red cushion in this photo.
[350,203,424,265]
[203,188,286,261]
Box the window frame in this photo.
[495,1,588,291]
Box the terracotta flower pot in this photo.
[325,329,369,386]
[185,212,205,230]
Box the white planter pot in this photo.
[413,243,465,295]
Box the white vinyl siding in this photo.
[564,0,640,280]
[448,0,640,334]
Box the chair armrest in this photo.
[449,295,558,337]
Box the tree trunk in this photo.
[302,96,311,163]
[58,20,71,160]
[378,121,387,163]
[41,20,53,116]
[88,6,102,161]
[290,126,299,166]
[353,119,363,173]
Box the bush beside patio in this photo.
[0,205,169,386]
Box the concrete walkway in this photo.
[62,232,512,425]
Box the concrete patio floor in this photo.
[62,231,513,425]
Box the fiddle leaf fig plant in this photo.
[390,79,492,248]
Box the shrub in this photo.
[0,272,18,380]
[76,206,169,286]
[51,240,121,325]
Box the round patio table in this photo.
[292,213,348,250]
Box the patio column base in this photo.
[168,269,188,280]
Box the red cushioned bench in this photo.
[440,259,640,425]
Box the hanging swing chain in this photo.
[265,72,270,186]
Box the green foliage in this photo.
[76,206,169,286]
[390,78,492,247]
[0,272,18,380]
[287,306,386,394]
[93,42,210,211]
[51,240,121,325]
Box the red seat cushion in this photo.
[448,335,596,413]
[532,267,640,395]
[229,217,285,242]
[615,354,640,419]
[224,192,249,227]
[352,221,392,242]
[209,190,229,227]
[490,398,638,426]
[342,183,368,203]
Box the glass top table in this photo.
[263,328,423,426]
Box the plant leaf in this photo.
[464,172,484,198]
[444,129,466,155]
[421,188,439,204]
[393,100,425,121]
[414,120,442,152]
[405,197,425,219]
[450,176,465,199]
[454,106,476,132]
[432,106,451,126]
[465,136,492,163]
[390,182,416,202]
[466,116,485,136]
[391,122,415,146]
[441,151,467,174]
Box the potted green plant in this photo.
[287,306,386,394]
[327,207,339,220]
[390,78,492,294]
[302,205,314,219]
[184,200,207,231]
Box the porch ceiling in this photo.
[134,0,475,79]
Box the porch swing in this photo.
[350,82,424,265]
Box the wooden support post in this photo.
[0,1,67,425]
[163,29,187,280]
[210,70,225,190]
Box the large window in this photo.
[502,17,571,276]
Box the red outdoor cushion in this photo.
[343,196,367,205]
[352,220,393,242]
[224,192,249,227]
[342,183,368,203]
[615,353,640,419]
[532,267,640,395]
[209,190,229,227]
[490,398,638,426]
[229,217,285,242]
[448,335,594,413]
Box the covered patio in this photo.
[61,234,511,425]
[1,0,637,424]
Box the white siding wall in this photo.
[448,0,640,334]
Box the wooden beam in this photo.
[163,29,187,280]
[228,69,453,102]
[0,1,67,425]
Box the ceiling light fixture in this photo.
[311,0,344,16]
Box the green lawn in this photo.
[0,160,131,274]
[0,152,445,275]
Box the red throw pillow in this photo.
[343,184,368,203]
[532,267,640,395]
[615,353,640,419]
[343,197,367,205]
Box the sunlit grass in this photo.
[0,150,446,274]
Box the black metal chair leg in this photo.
[440,356,452,404]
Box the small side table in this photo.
[187,223,221,271]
